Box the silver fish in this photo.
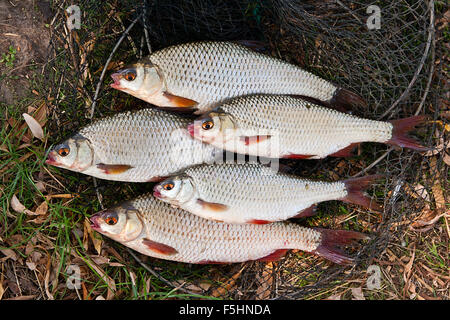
[110,41,366,114]
[188,94,429,159]
[153,163,382,224]
[45,109,219,182]
[90,193,369,265]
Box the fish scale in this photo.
[204,94,393,159]
[119,194,323,263]
[158,163,347,224]
[148,41,338,113]
[53,109,219,182]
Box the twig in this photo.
[88,12,143,119]
[378,0,435,120]
[126,248,199,296]
[352,147,394,177]
[143,1,152,54]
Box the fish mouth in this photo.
[152,185,163,199]
[187,123,196,138]
[45,151,61,166]
[90,214,102,232]
[110,73,122,89]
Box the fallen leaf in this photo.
[84,219,103,255]
[0,248,17,262]
[255,262,273,300]
[22,113,44,141]
[211,266,245,298]
[325,293,342,300]
[10,194,35,215]
[351,287,365,300]
[35,201,48,216]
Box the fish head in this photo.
[46,133,94,172]
[188,110,236,145]
[90,203,143,242]
[153,174,195,206]
[110,60,163,100]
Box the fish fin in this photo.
[329,143,360,157]
[233,40,267,52]
[289,95,350,114]
[197,260,229,264]
[162,92,198,108]
[142,239,178,255]
[282,154,315,159]
[292,204,318,218]
[147,176,167,183]
[248,219,271,225]
[239,135,271,145]
[97,163,133,174]
[386,116,430,151]
[258,249,289,262]
[311,228,370,265]
[197,199,229,212]
[155,106,198,113]
[329,87,367,109]
[341,175,384,211]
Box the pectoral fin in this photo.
[162,92,198,108]
[239,135,271,146]
[197,199,229,212]
[142,239,178,255]
[258,249,289,262]
[282,154,315,159]
[97,163,133,174]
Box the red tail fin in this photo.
[386,116,430,151]
[341,175,383,211]
[312,228,370,265]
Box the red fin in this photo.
[240,135,271,145]
[197,199,229,212]
[162,92,198,108]
[248,219,271,225]
[329,87,367,109]
[282,154,314,159]
[329,143,359,157]
[142,239,178,255]
[312,228,370,265]
[292,204,318,218]
[386,116,430,151]
[342,175,384,211]
[258,249,289,262]
[97,164,133,174]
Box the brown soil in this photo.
[0,0,52,104]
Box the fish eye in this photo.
[57,146,70,157]
[104,213,118,226]
[124,70,136,81]
[202,120,214,130]
[163,182,174,191]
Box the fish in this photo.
[110,41,366,114]
[90,193,370,265]
[188,94,430,159]
[152,163,382,224]
[45,108,220,182]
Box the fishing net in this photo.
[39,0,446,299]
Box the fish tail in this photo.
[329,87,367,110]
[341,175,384,211]
[386,115,430,151]
[312,228,370,265]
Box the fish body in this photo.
[189,94,428,159]
[153,163,381,224]
[90,194,369,265]
[110,41,366,114]
[45,109,219,182]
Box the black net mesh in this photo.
[41,0,446,299]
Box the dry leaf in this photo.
[10,194,35,215]
[351,287,365,300]
[84,219,103,255]
[211,266,245,298]
[413,184,430,202]
[0,280,4,300]
[325,293,342,300]
[0,248,18,262]
[35,201,48,216]
[22,113,44,141]
[255,262,273,300]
